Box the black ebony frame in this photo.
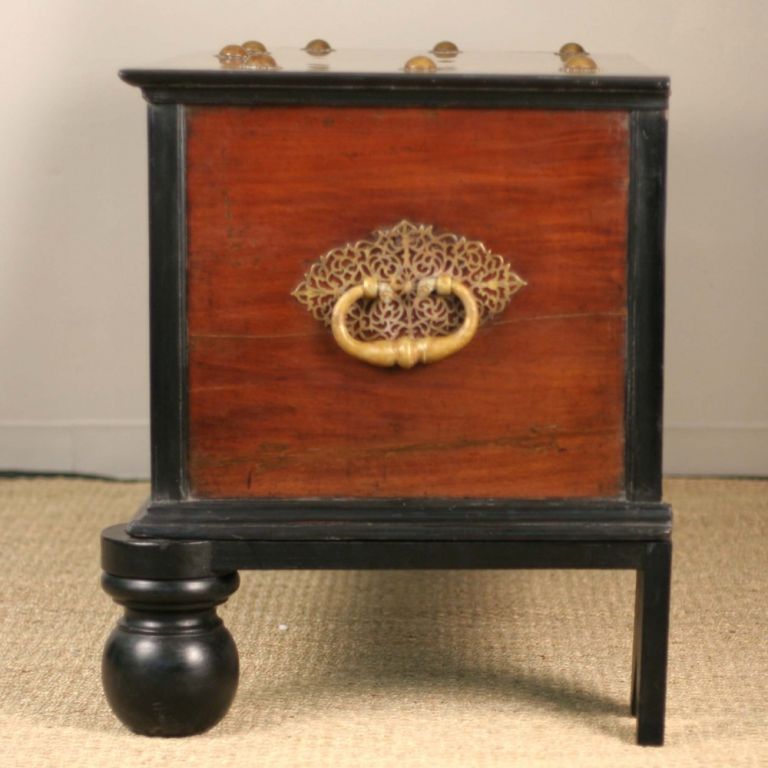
[102,70,671,745]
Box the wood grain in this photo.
[185,106,629,499]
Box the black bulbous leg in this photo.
[101,571,240,736]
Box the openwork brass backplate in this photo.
[292,221,526,343]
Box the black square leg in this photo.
[632,540,672,745]
[630,568,641,716]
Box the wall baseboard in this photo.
[0,421,150,479]
[0,421,765,480]
[663,424,768,477]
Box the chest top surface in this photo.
[120,44,669,107]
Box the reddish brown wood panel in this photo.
[185,106,629,499]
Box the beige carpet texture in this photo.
[0,477,766,767]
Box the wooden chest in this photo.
[102,42,671,745]
[122,46,669,538]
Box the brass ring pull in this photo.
[331,275,479,369]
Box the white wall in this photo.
[1,1,766,478]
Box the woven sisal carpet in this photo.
[0,477,766,767]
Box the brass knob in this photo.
[243,53,278,70]
[558,42,586,60]
[218,44,247,60]
[304,39,333,56]
[242,40,268,54]
[431,40,459,58]
[562,53,598,73]
[404,55,437,73]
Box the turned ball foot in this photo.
[101,571,239,736]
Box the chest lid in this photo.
[120,42,669,108]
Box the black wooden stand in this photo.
[101,524,671,745]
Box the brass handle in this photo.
[331,275,479,369]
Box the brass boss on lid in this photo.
[304,38,333,55]
[562,53,598,73]
[431,40,460,58]
[404,55,438,73]
[242,40,268,54]
[558,42,586,60]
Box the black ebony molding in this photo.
[128,498,671,541]
[122,69,669,110]
[148,104,187,501]
[625,111,668,501]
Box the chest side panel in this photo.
[185,106,629,499]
